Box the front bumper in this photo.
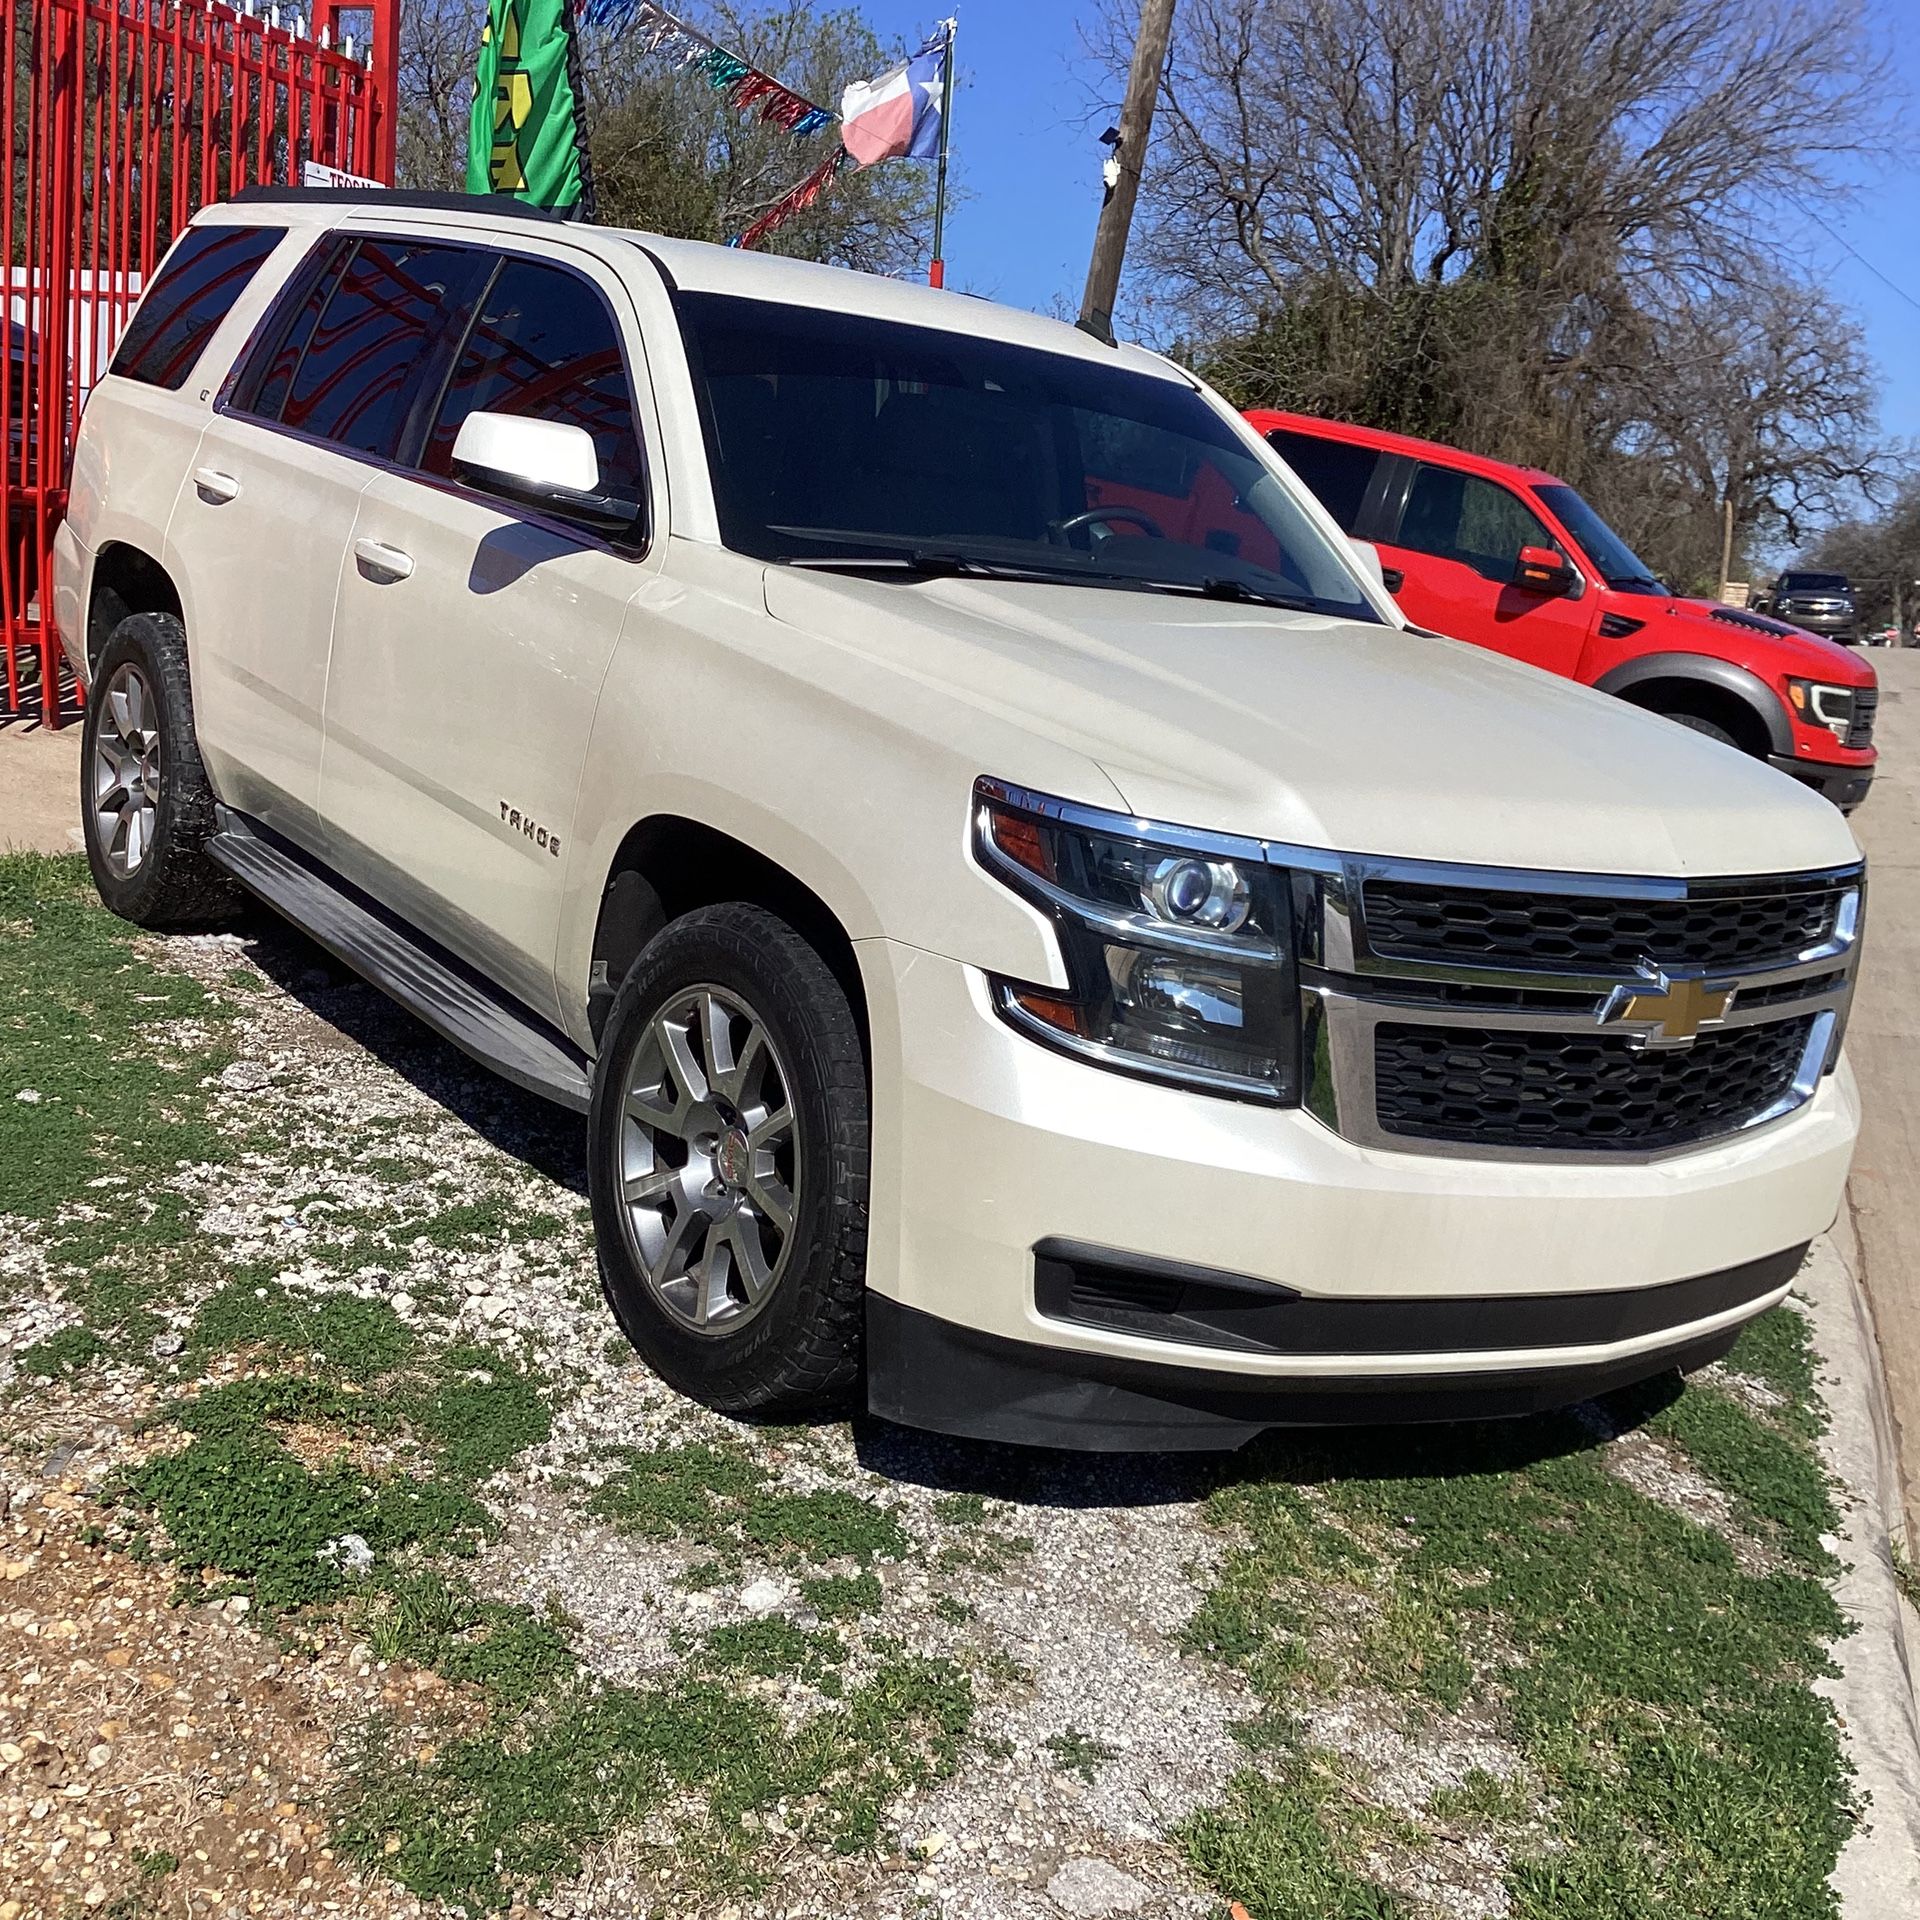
[1779,611,1857,642]
[1772,752,1874,813]
[860,942,1858,1450]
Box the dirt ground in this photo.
[0,719,83,857]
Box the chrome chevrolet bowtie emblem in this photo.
[1596,962,1734,1049]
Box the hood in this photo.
[763,570,1861,880]
[1659,597,1872,684]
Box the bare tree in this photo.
[1635,272,1889,588]
[396,0,478,194]
[1091,0,1898,586]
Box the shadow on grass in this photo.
[229,903,590,1197]
[851,1367,1687,1511]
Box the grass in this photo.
[1180,1307,1856,1920]
[1044,1725,1115,1781]
[589,1441,910,1565]
[187,1279,415,1378]
[18,1323,107,1378]
[0,852,238,1221]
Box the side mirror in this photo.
[450,410,643,540]
[1513,544,1576,596]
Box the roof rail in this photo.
[224,186,568,224]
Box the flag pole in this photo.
[928,17,955,287]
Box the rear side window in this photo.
[422,256,645,502]
[1396,463,1558,582]
[1265,428,1379,533]
[278,239,473,460]
[111,225,285,390]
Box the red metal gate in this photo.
[2,0,397,724]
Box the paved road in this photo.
[0,717,83,855]
[1843,649,1920,1544]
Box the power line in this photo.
[1785,192,1920,314]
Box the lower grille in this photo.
[1373,1017,1814,1152]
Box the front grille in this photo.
[1362,877,1848,974]
[1847,686,1877,750]
[1373,1018,1813,1152]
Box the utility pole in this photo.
[1077,0,1175,343]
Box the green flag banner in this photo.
[467,0,589,210]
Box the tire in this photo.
[589,903,870,1417]
[79,612,239,927]
[1663,711,1740,750]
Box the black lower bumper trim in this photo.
[1033,1239,1805,1357]
[1771,753,1873,813]
[865,1293,1764,1453]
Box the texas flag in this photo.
[838,36,945,169]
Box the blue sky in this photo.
[855,1,1920,446]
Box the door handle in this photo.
[353,537,414,584]
[192,466,240,504]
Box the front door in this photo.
[320,246,658,1025]
[1376,461,1591,678]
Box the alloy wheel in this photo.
[616,984,800,1335]
[91,662,162,877]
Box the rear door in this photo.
[1376,460,1589,675]
[320,242,658,1023]
[168,232,480,848]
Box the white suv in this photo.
[54,190,1865,1450]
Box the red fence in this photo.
[2,0,396,724]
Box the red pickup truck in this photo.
[1246,409,1878,811]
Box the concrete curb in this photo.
[1800,1224,1920,1915]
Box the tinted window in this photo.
[111,225,284,390]
[281,240,471,459]
[424,257,644,501]
[674,292,1380,622]
[1265,428,1379,533]
[1397,465,1558,583]
[234,238,347,422]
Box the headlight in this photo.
[972,779,1300,1103]
[1786,678,1857,742]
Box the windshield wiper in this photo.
[1137,574,1336,615]
[785,549,1107,588]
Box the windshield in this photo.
[673,291,1381,621]
[1533,484,1665,593]
[1779,573,1849,593]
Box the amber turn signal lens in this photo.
[1008,984,1085,1036]
[986,804,1055,881]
